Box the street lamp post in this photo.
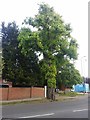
[80,56,87,93]
[81,56,87,79]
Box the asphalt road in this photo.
[2,94,88,119]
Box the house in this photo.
[0,79,12,87]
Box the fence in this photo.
[0,87,45,101]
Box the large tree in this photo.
[18,3,80,99]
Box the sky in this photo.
[0,0,88,77]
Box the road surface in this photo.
[2,94,88,119]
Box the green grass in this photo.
[59,91,80,97]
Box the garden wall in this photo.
[0,87,45,101]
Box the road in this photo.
[2,94,88,119]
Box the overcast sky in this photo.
[0,0,88,77]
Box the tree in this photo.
[18,28,43,86]
[55,38,80,91]
[2,22,19,85]
[56,62,83,91]
[1,22,42,86]
[18,3,79,99]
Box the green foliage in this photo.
[1,3,81,91]
[19,3,79,89]
[56,62,83,88]
[0,40,2,78]
[68,39,78,59]
[1,22,42,86]
[45,64,57,88]
[2,22,19,82]
[18,28,41,55]
[0,53,2,79]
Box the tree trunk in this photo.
[47,87,55,100]
[61,84,66,94]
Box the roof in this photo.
[0,80,12,87]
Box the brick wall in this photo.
[0,87,45,101]
[31,87,44,98]
[2,88,8,100]
[8,88,31,100]
[0,88,2,100]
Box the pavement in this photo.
[0,97,44,104]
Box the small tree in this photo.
[56,63,83,92]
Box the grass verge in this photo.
[58,91,85,97]
[0,92,86,105]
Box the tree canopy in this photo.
[1,3,82,98]
[18,3,80,87]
